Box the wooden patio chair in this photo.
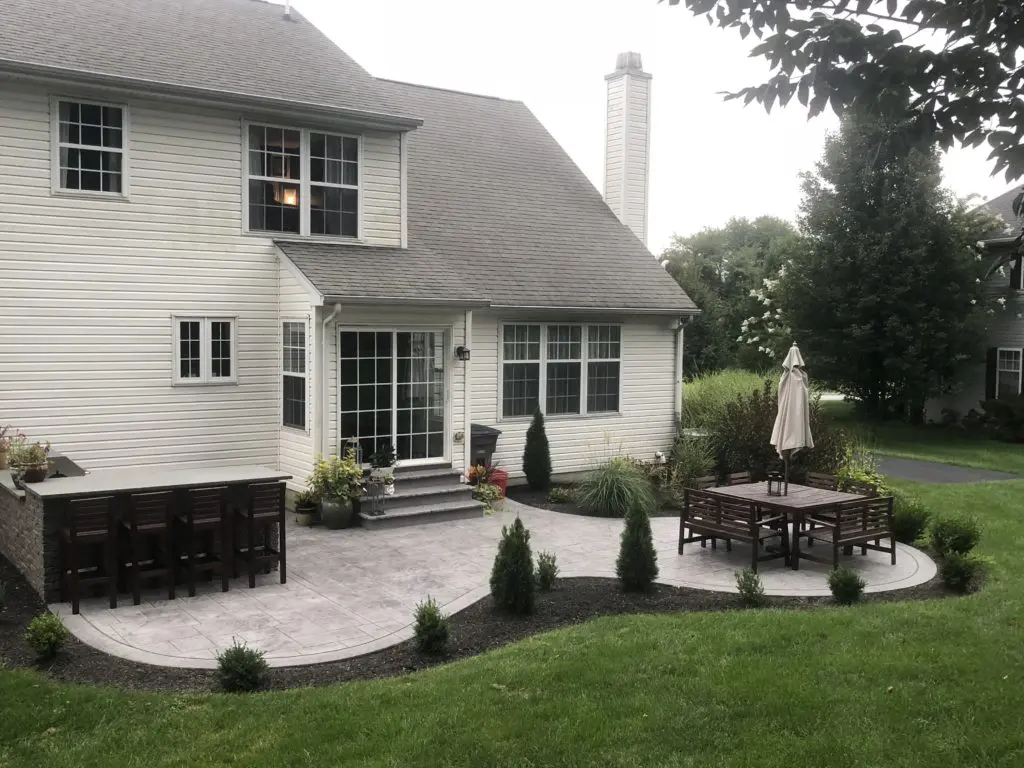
[804,471,839,491]
[174,486,232,596]
[122,490,177,605]
[59,495,119,614]
[794,496,896,570]
[840,480,879,498]
[725,471,752,486]
[233,482,286,588]
[678,489,789,572]
[692,475,718,490]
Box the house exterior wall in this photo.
[471,311,677,478]
[0,78,403,470]
[278,263,316,487]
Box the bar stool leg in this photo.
[106,529,118,610]
[187,521,198,598]
[247,511,256,589]
[220,511,231,593]
[69,535,81,615]
[131,529,142,606]
[165,524,176,601]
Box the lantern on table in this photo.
[766,469,785,497]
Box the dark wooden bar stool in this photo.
[122,490,177,605]
[59,495,119,615]
[174,486,232,596]
[233,482,286,588]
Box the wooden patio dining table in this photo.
[705,482,868,570]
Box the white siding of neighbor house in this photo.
[472,312,677,478]
[0,78,403,471]
[278,263,316,488]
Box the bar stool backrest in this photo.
[68,496,115,535]
[129,490,174,527]
[247,482,285,519]
[186,486,228,525]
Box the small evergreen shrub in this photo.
[490,517,536,614]
[576,458,656,518]
[413,596,451,654]
[939,553,988,593]
[891,491,932,544]
[827,568,866,605]
[616,503,659,591]
[25,613,70,660]
[216,640,269,692]
[546,486,575,504]
[930,513,981,557]
[537,551,559,591]
[735,568,766,607]
[522,407,552,491]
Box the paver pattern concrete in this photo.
[56,499,935,669]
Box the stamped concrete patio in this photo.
[56,498,935,669]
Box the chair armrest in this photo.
[803,516,835,528]
[758,513,787,525]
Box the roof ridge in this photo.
[377,77,522,105]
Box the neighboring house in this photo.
[928,187,1024,420]
[0,0,695,504]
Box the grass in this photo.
[821,400,1024,475]
[2,477,1023,765]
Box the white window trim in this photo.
[172,316,238,385]
[241,120,363,240]
[995,347,1023,398]
[498,323,623,421]
[282,318,309,433]
[50,95,130,199]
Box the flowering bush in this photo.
[9,435,50,467]
[308,449,363,501]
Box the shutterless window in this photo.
[502,325,541,417]
[283,321,307,430]
[587,325,621,413]
[546,325,582,415]
[310,133,358,236]
[174,317,236,384]
[996,349,1022,399]
[56,101,125,194]
[248,125,301,234]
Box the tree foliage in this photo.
[664,0,1024,181]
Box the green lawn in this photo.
[2,478,1023,767]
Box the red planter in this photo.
[490,469,509,497]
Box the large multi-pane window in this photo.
[173,317,236,384]
[501,324,622,418]
[54,100,126,194]
[996,348,1022,399]
[246,124,359,237]
[282,321,307,430]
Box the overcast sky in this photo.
[295,0,1015,254]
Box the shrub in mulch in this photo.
[828,567,866,605]
[413,596,451,654]
[216,640,269,693]
[536,551,559,592]
[616,504,659,592]
[490,517,536,614]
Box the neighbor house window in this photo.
[996,348,1022,399]
[501,324,622,418]
[245,123,359,237]
[174,317,237,384]
[54,99,126,194]
[282,321,307,429]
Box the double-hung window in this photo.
[53,99,127,195]
[174,317,237,384]
[996,348,1023,399]
[246,123,360,237]
[282,321,307,430]
[501,324,622,418]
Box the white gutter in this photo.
[674,320,685,423]
[463,309,473,473]
[320,303,342,457]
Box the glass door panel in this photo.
[395,331,445,461]
[338,330,392,462]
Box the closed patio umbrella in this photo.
[771,343,814,493]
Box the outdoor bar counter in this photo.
[0,463,290,604]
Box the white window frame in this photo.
[995,348,1023,399]
[50,96,130,199]
[498,323,623,420]
[242,121,362,240]
[282,319,309,432]
[172,316,238,385]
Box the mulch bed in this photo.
[0,550,959,694]
[506,484,680,518]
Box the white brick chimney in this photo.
[604,51,652,246]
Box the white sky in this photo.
[295,0,1015,254]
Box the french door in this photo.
[338,329,447,464]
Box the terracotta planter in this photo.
[19,464,49,483]
[294,503,317,527]
[320,497,354,530]
[490,469,509,497]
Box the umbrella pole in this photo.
[783,450,790,496]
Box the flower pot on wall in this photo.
[20,464,49,483]
[320,497,354,530]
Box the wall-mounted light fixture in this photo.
[455,346,471,362]
[281,188,299,206]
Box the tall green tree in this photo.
[773,108,992,420]
[664,0,1024,181]
[662,216,805,372]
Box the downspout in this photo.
[321,303,342,456]
[463,309,473,474]
[673,319,685,424]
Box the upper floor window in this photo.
[53,99,127,195]
[174,317,237,384]
[996,349,1022,400]
[245,123,359,238]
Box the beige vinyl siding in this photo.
[603,76,625,218]
[361,131,402,246]
[472,311,676,477]
[624,76,651,241]
[325,307,465,460]
[279,263,316,488]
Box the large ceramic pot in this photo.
[19,464,49,483]
[320,497,354,530]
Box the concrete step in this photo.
[382,483,475,513]
[387,465,463,490]
[359,498,486,530]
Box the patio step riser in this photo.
[359,502,485,530]
[382,486,475,513]
[387,473,464,493]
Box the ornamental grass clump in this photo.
[413,596,451,654]
[490,517,536,614]
[616,503,659,592]
[576,457,656,518]
[216,640,270,693]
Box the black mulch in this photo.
[0,549,961,695]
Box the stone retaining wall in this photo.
[0,483,53,601]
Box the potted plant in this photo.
[0,426,13,470]
[293,489,318,527]
[308,449,363,530]
[370,442,398,496]
[9,436,50,483]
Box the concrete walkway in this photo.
[56,499,935,670]
[879,456,1018,484]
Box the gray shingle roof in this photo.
[284,82,696,314]
[0,0,413,122]
[978,186,1024,236]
